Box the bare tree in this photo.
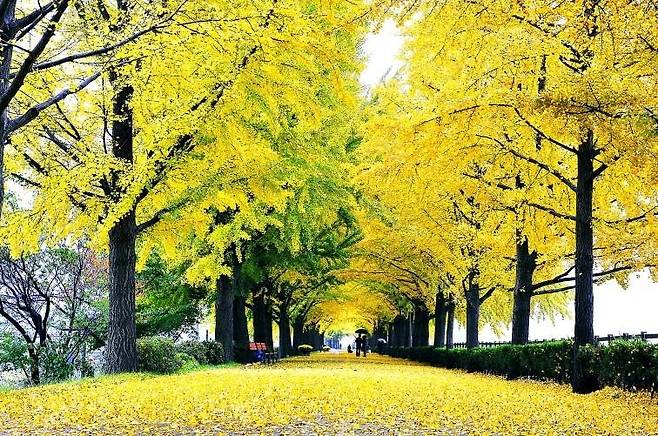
[0,244,107,384]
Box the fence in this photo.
[450,331,658,348]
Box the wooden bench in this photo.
[248,342,279,364]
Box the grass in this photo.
[0,352,657,434]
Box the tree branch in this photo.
[14,2,55,34]
[526,201,576,221]
[477,134,577,192]
[136,196,193,234]
[0,0,69,113]
[490,104,579,154]
[24,20,172,74]
[479,287,496,304]
[533,264,636,295]
[530,265,575,291]
[533,284,575,296]
[9,71,101,132]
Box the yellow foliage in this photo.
[1,353,657,434]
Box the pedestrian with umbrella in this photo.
[355,328,369,357]
[376,338,387,354]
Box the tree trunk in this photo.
[316,330,324,351]
[214,274,234,362]
[446,297,455,349]
[252,287,268,344]
[292,316,304,353]
[372,320,386,349]
[278,303,292,357]
[106,64,137,373]
[301,326,312,348]
[0,4,15,220]
[309,328,315,348]
[106,209,138,373]
[511,236,538,345]
[376,320,387,338]
[386,322,393,345]
[465,269,480,349]
[233,295,249,347]
[572,129,599,394]
[404,315,412,347]
[392,314,407,347]
[434,293,447,347]
[27,345,39,385]
[265,305,274,350]
[412,304,430,346]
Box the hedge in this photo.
[137,337,191,374]
[385,340,658,392]
[298,344,313,356]
[175,340,225,366]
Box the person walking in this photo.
[361,337,368,357]
[355,335,362,357]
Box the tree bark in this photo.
[106,209,138,373]
[233,295,249,347]
[27,344,39,385]
[572,129,599,394]
[106,59,137,373]
[278,303,292,357]
[292,316,304,353]
[404,314,412,347]
[372,320,386,349]
[434,293,447,347]
[465,269,480,348]
[392,314,407,347]
[316,329,323,350]
[252,287,268,344]
[265,305,274,350]
[0,3,16,220]
[302,326,314,348]
[511,236,538,345]
[446,296,455,349]
[386,322,393,345]
[214,274,234,362]
[412,303,430,346]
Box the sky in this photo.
[359,22,658,342]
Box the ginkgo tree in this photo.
[4,0,371,372]
[0,0,179,219]
[380,0,658,392]
[357,87,548,349]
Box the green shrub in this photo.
[76,357,95,378]
[0,333,30,374]
[298,344,313,355]
[137,336,185,374]
[598,340,658,392]
[385,340,658,393]
[175,352,199,371]
[176,341,208,365]
[40,343,74,383]
[518,340,572,383]
[202,341,225,365]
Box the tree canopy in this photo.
[0,0,657,394]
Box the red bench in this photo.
[248,342,278,364]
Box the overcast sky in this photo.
[359,22,658,342]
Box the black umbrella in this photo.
[355,328,369,335]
